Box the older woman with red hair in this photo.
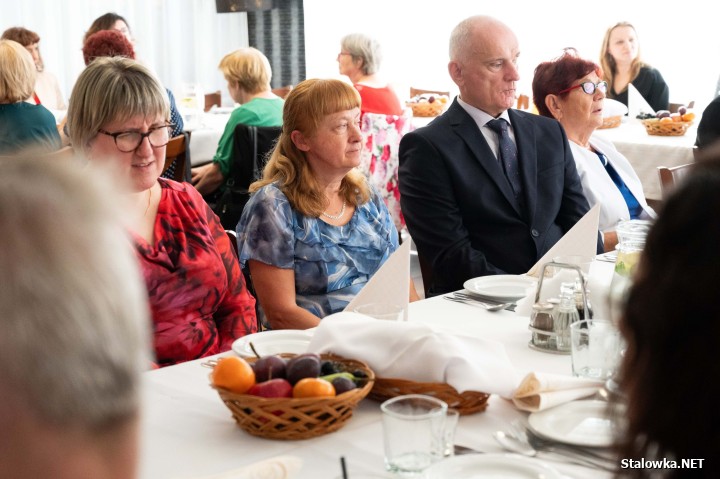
[533,49,654,251]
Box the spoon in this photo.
[443,296,512,311]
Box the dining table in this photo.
[139,261,618,479]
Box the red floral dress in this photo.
[135,179,257,366]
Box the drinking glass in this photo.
[380,395,447,475]
[570,319,623,380]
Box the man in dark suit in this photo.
[399,15,596,296]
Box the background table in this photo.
[185,112,231,166]
[140,263,616,479]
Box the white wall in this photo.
[304,0,719,112]
[0,0,249,105]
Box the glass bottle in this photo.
[608,240,645,325]
[553,282,580,353]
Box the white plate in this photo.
[231,330,312,357]
[463,275,536,301]
[426,453,562,479]
[528,400,615,448]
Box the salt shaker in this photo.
[553,282,580,352]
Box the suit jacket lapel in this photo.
[509,109,537,223]
[447,102,522,215]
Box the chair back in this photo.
[271,85,293,99]
[668,101,695,113]
[211,124,282,230]
[204,91,222,112]
[409,87,450,98]
[226,228,263,331]
[359,112,413,230]
[163,133,192,182]
[658,162,694,198]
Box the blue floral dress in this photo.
[236,183,398,323]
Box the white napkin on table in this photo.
[511,372,603,412]
[308,312,520,398]
[344,239,411,320]
[603,98,629,118]
[627,83,656,123]
[178,456,302,479]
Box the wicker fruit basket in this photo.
[598,115,622,129]
[210,353,375,440]
[407,96,448,117]
[368,377,490,415]
[641,119,692,136]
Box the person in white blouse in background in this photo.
[533,49,654,252]
[1,26,66,111]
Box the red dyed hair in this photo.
[532,48,603,118]
[82,30,135,66]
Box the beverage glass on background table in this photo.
[380,394,448,475]
[354,303,404,321]
[570,319,623,380]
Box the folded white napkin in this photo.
[627,83,656,123]
[526,204,600,278]
[308,312,520,397]
[344,240,411,320]
[603,98,629,117]
[178,456,302,479]
[511,372,603,412]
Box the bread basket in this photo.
[210,353,374,440]
[369,377,490,415]
[598,115,622,129]
[641,119,692,136]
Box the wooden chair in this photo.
[271,85,293,99]
[409,87,450,99]
[516,94,530,110]
[658,163,694,198]
[163,133,191,182]
[204,91,222,112]
[668,101,695,113]
[226,229,263,331]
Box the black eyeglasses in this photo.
[98,124,175,153]
[557,81,608,96]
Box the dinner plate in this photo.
[463,275,536,302]
[528,400,616,448]
[425,453,562,479]
[231,330,312,357]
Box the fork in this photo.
[443,295,512,311]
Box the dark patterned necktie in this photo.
[486,118,523,205]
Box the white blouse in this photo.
[569,133,655,232]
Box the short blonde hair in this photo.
[67,56,169,153]
[218,47,272,95]
[0,39,36,103]
[251,78,369,216]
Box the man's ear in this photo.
[448,61,463,87]
[290,130,310,152]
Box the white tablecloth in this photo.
[185,112,232,166]
[140,262,617,479]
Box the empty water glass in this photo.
[570,319,623,380]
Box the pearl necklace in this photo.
[321,200,347,220]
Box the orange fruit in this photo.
[670,113,683,122]
[659,117,673,123]
[212,356,255,393]
[681,112,696,122]
[292,377,336,398]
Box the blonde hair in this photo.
[600,22,645,96]
[66,56,169,153]
[251,78,370,217]
[218,47,272,95]
[0,39,36,103]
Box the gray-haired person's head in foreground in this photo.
[0,157,152,479]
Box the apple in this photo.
[247,378,293,398]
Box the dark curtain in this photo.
[247,0,305,89]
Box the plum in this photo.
[253,355,287,382]
[332,376,357,395]
[656,110,671,119]
[678,106,688,115]
[286,354,321,385]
